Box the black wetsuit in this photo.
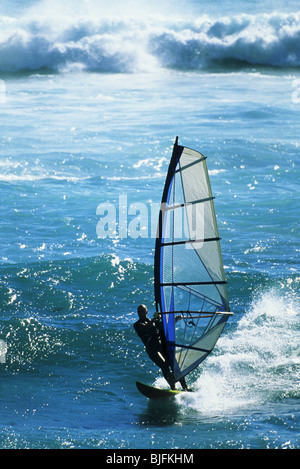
[134,317,175,388]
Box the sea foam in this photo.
[178,286,300,415]
[0,11,300,73]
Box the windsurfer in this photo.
[134,304,188,391]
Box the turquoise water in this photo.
[0,0,299,449]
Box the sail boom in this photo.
[159,310,234,316]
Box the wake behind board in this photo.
[136,381,183,399]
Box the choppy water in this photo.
[0,0,299,449]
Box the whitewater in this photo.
[1,8,300,73]
[0,0,299,450]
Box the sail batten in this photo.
[154,137,231,382]
[164,196,214,210]
[160,281,227,286]
[161,237,221,247]
[175,155,207,173]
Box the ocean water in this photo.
[0,0,299,450]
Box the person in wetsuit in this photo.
[134,304,175,389]
[134,304,189,391]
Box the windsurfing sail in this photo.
[154,137,232,383]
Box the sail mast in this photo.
[154,136,181,312]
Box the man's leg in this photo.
[179,377,188,391]
[147,349,176,389]
[160,360,176,390]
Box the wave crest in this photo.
[0,11,300,73]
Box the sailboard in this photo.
[153,137,233,386]
[136,381,183,399]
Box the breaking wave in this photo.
[175,285,300,415]
[0,10,300,73]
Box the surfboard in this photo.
[136,381,184,399]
